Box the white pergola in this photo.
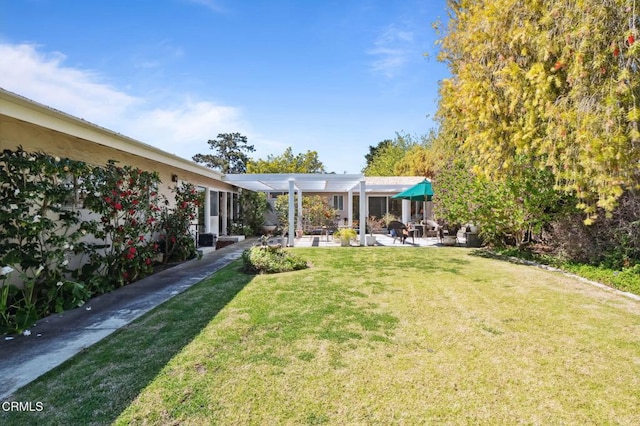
[223,174,428,247]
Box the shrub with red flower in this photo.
[158,182,201,264]
[83,160,161,288]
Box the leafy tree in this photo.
[395,130,440,177]
[247,147,326,173]
[434,156,570,247]
[192,133,255,174]
[362,133,420,176]
[437,0,640,218]
[364,140,392,169]
[238,190,269,236]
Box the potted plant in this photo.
[365,216,382,246]
[442,222,461,246]
[381,212,397,231]
[333,228,357,247]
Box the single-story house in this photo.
[1,88,433,248]
[0,88,239,239]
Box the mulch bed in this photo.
[215,240,236,250]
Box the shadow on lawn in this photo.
[469,248,545,267]
[0,263,254,426]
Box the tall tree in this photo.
[395,130,440,177]
[437,0,640,219]
[362,133,422,176]
[246,147,326,173]
[364,140,392,169]
[192,133,255,174]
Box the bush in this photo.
[241,246,308,274]
[158,183,200,264]
[0,148,209,334]
[547,191,640,269]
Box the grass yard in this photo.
[2,247,640,425]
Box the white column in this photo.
[204,188,211,234]
[359,180,366,246]
[347,190,353,228]
[221,192,228,235]
[426,201,433,220]
[288,179,295,247]
[402,200,411,224]
[297,189,303,233]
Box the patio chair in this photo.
[388,220,414,244]
[424,219,439,238]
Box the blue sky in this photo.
[0,0,449,174]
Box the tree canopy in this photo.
[247,147,326,173]
[437,0,640,219]
[192,133,255,174]
[362,133,426,176]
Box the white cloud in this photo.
[124,100,246,158]
[0,43,139,118]
[0,42,246,162]
[367,25,415,78]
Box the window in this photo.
[332,195,344,210]
[368,196,387,219]
[210,191,219,216]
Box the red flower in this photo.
[145,258,152,265]
[132,199,139,205]
[114,202,122,210]
[139,235,145,241]
[104,196,112,204]
[181,201,188,209]
[123,271,129,279]
[153,243,159,251]
[170,236,176,243]
[126,253,134,260]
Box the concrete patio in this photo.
[292,232,464,248]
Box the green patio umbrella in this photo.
[391,178,434,202]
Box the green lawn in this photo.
[2,248,640,425]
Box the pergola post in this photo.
[288,178,295,247]
[297,188,303,235]
[359,180,366,246]
[347,189,353,228]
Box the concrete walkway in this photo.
[0,238,257,401]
